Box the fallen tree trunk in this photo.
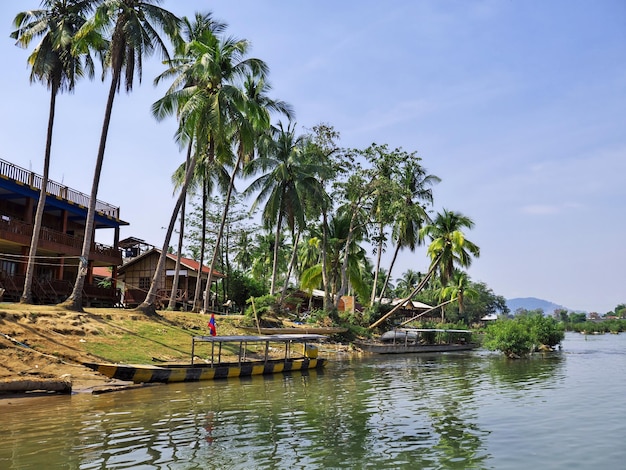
[0,377,72,394]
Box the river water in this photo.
[1,332,625,469]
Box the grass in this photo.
[0,302,254,364]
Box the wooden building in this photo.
[0,158,127,306]
[117,248,225,310]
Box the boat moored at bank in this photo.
[84,333,327,383]
[356,328,476,354]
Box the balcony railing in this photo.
[0,158,120,219]
[0,217,121,262]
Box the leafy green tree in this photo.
[554,308,569,322]
[484,320,534,358]
[304,124,342,310]
[62,0,181,311]
[460,281,508,323]
[569,312,587,323]
[225,270,265,312]
[12,0,100,304]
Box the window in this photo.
[0,260,16,277]
[139,277,151,290]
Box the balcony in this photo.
[0,158,120,219]
[0,217,122,265]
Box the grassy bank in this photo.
[0,304,252,385]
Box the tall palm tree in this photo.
[151,12,227,311]
[420,209,480,286]
[380,162,440,299]
[61,0,181,311]
[144,17,281,313]
[12,0,100,304]
[244,122,325,295]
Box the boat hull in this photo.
[242,327,347,335]
[83,358,327,383]
[355,342,477,354]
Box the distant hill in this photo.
[506,297,568,315]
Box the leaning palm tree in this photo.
[60,0,180,311]
[369,209,479,329]
[11,0,100,304]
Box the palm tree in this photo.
[61,0,181,311]
[144,17,283,313]
[244,122,325,296]
[379,161,440,299]
[12,0,100,304]
[394,269,422,298]
[439,270,478,322]
[150,12,228,311]
[369,209,479,329]
[420,209,480,286]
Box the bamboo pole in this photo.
[368,254,442,329]
[399,298,457,326]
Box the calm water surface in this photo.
[1,332,625,469]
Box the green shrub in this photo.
[484,315,565,357]
[484,320,534,358]
[244,294,281,320]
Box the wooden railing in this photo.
[0,158,120,219]
[0,217,121,262]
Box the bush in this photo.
[244,294,281,320]
[484,320,534,358]
[484,315,564,358]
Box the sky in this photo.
[1,1,624,313]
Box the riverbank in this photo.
[1,304,350,399]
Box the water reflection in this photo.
[4,338,623,469]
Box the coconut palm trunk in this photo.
[321,209,332,311]
[167,142,193,310]
[61,66,120,311]
[21,86,57,304]
[369,221,385,304]
[379,239,401,301]
[203,153,243,312]
[368,252,443,329]
[137,157,197,315]
[335,209,358,307]
[279,230,300,304]
[167,198,185,310]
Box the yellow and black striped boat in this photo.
[83,334,327,384]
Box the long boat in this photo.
[242,326,348,335]
[355,328,477,354]
[83,334,327,384]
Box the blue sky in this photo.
[1,1,624,313]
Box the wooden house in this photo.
[0,158,127,306]
[117,248,225,310]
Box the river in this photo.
[1,332,625,469]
